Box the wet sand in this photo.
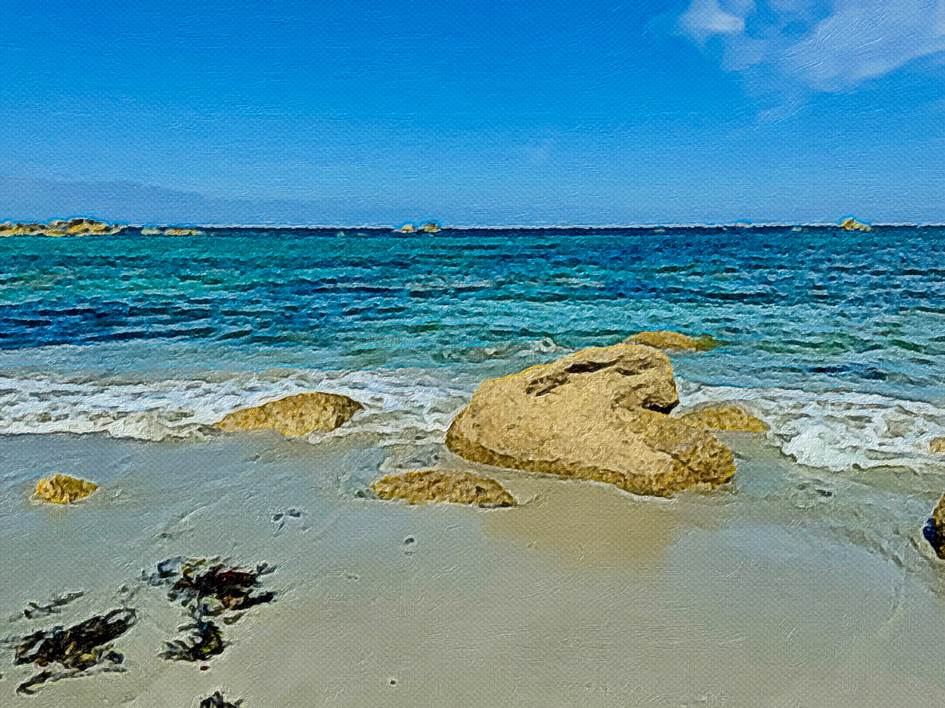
[2,432,945,706]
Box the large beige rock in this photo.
[216,392,363,437]
[371,470,516,507]
[930,437,945,454]
[625,330,717,352]
[446,344,735,497]
[678,403,768,433]
[34,473,98,504]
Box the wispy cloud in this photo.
[679,0,751,43]
[679,0,945,92]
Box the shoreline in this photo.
[3,431,945,705]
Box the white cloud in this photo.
[679,0,751,42]
[679,0,945,92]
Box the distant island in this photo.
[0,218,204,237]
[0,216,901,237]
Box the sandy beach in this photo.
[3,426,945,706]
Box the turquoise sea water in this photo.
[2,226,945,472]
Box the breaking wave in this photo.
[2,366,945,475]
[679,381,945,473]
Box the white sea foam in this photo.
[0,368,472,445]
[2,367,945,474]
[679,381,945,473]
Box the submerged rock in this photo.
[13,608,136,694]
[371,470,517,507]
[34,473,98,504]
[839,217,871,232]
[446,344,735,497]
[930,437,945,454]
[678,403,769,433]
[625,330,717,352]
[924,494,945,558]
[215,392,363,437]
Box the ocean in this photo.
[2,225,945,472]
[5,227,945,705]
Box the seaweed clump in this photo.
[12,608,136,695]
[200,690,243,707]
[144,557,275,663]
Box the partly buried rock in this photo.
[678,403,769,433]
[446,344,735,497]
[13,608,136,694]
[924,494,945,558]
[34,473,98,504]
[371,470,516,508]
[215,392,363,437]
[930,437,945,454]
[625,330,717,352]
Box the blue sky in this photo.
[2,0,944,225]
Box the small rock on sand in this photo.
[678,403,769,433]
[371,470,517,508]
[33,473,98,504]
[215,391,363,437]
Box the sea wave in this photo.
[679,381,945,473]
[0,368,472,445]
[2,367,944,474]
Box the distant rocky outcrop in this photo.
[140,226,203,236]
[419,222,442,233]
[371,470,517,507]
[626,330,717,352]
[33,473,99,504]
[0,218,123,237]
[215,392,363,437]
[445,343,735,497]
[931,437,945,454]
[678,403,769,433]
[394,223,417,234]
[839,217,871,232]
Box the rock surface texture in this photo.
[446,344,735,496]
[215,392,363,437]
[371,470,517,507]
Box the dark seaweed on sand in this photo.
[9,590,85,622]
[11,608,136,695]
[199,690,243,707]
[144,557,275,663]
